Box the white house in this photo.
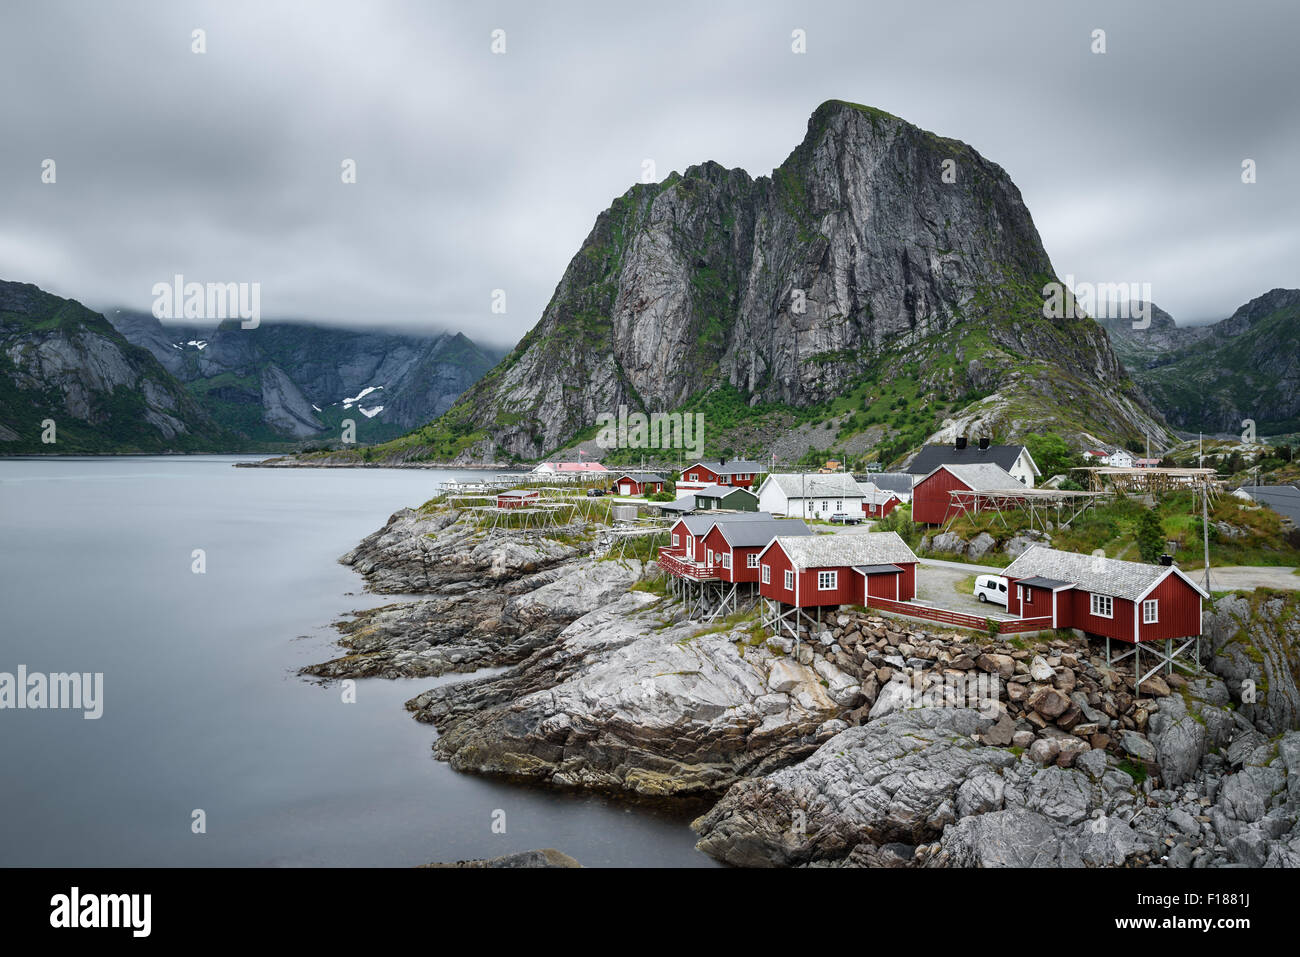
[1105,449,1135,469]
[756,473,866,519]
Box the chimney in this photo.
[1159,554,1174,566]
[979,437,990,451]
[955,436,968,450]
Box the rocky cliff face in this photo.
[1102,289,1300,434]
[412,99,1167,463]
[0,281,226,452]
[107,309,502,443]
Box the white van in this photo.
[974,574,1009,606]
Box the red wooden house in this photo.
[677,459,763,492]
[700,518,812,583]
[859,483,903,519]
[911,463,1025,525]
[496,489,540,509]
[1002,546,1209,644]
[659,512,774,580]
[611,472,665,496]
[757,532,918,608]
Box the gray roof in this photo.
[715,518,813,547]
[906,443,1038,477]
[674,511,772,535]
[762,473,864,499]
[928,462,1025,491]
[613,471,665,483]
[687,460,762,476]
[852,563,904,575]
[857,482,903,505]
[764,531,918,570]
[1235,485,1300,524]
[855,471,914,495]
[1004,546,1209,602]
[694,483,757,500]
[1017,576,1073,590]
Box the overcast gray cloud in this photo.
[2,0,1296,346]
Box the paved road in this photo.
[913,560,1016,619]
[1199,566,1299,591]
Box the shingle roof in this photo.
[905,443,1037,477]
[715,518,813,547]
[857,482,902,505]
[1004,545,1209,602]
[1235,485,1300,524]
[764,531,918,570]
[675,512,772,535]
[762,473,864,499]
[930,462,1025,491]
[613,471,665,483]
[855,471,914,495]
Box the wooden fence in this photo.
[864,595,1054,634]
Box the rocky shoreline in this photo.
[309,503,1300,867]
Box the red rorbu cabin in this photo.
[676,459,763,492]
[911,463,1025,525]
[757,531,918,608]
[496,489,540,509]
[611,472,666,496]
[659,512,774,579]
[1002,546,1208,644]
[700,517,813,583]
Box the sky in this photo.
[1,0,1296,347]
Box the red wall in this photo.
[912,469,969,524]
[759,544,917,607]
[1137,573,1203,642]
[862,496,901,519]
[701,525,770,583]
[680,465,721,487]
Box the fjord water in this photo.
[0,456,712,866]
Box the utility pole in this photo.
[1202,477,1212,594]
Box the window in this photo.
[761,565,770,584]
[1016,584,1023,603]
[672,533,679,547]
[1142,599,1159,624]
[1024,586,1033,605]
[722,553,731,569]
[707,549,714,566]
[1090,593,1113,619]
[835,500,843,511]
[784,569,794,590]
[817,570,838,590]
[822,501,829,512]
[688,473,697,481]
[747,554,759,569]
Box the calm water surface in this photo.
[0,456,714,866]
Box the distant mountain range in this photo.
[106,309,503,445]
[0,280,501,453]
[1098,288,1300,435]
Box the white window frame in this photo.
[672,533,679,547]
[1016,584,1023,603]
[783,569,794,590]
[721,553,731,569]
[1090,593,1113,619]
[817,570,838,590]
[688,473,698,481]
[761,565,770,584]
[746,554,759,569]
[707,548,714,566]
[1142,599,1159,624]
